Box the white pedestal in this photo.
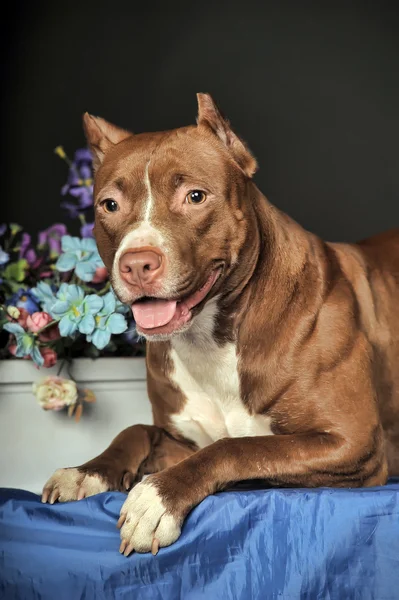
[0,358,151,494]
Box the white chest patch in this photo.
[169,299,274,448]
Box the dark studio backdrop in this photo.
[2,1,399,242]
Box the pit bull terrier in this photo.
[42,94,399,556]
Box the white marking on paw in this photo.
[119,481,181,554]
[41,468,109,503]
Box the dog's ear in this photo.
[196,93,257,178]
[83,114,132,170]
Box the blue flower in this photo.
[3,322,44,366]
[49,284,103,337]
[86,291,128,349]
[56,236,104,282]
[0,224,6,238]
[31,282,58,313]
[6,289,41,314]
[0,245,9,266]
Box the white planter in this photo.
[0,357,151,494]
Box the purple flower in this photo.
[59,147,94,220]
[61,186,94,219]
[19,233,37,266]
[80,222,94,238]
[74,148,93,169]
[123,320,140,345]
[61,149,93,195]
[38,224,68,257]
[0,224,6,238]
[69,186,93,209]
[60,201,81,219]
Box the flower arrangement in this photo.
[0,147,144,420]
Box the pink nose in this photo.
[119,247,165,288]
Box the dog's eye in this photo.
[102,199,119,213]
[186,191,207,205]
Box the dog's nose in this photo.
[119,248,165,288]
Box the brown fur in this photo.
[45,94,398,534]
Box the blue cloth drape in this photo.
[1,482,398,599]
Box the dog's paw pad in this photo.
[41,468,109,503]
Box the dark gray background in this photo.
[2,1,399,242]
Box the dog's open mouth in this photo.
[131,269,221,336]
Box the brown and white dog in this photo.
[42,94,399,556]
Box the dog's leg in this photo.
[118,429,387,554]
[41,425,194,503]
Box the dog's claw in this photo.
[77,487,85,501]
[151,538,160,556]
[123,543,135,557]
[117,513,126,529]
[41,489,50,503]
[122,472,135,491]
[49,489,59,504]
[119,539,128,554]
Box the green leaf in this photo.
[3,259,28,283]
[105,340,117,353]
[84,344,100,359]
[9,281,25,293]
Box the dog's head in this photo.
[84,94,258,340]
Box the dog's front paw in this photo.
[41,468,109,503]
[118,477,182,555]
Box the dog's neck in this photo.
[172,182,316,351]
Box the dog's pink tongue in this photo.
[132,300,177,329]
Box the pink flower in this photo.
[40,347,58,368]
[92,266,108,284]
[39,324,60,342]
[26,312,53,333]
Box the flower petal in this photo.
[32,282,54,300]
[81,238,97,253]
[102,291,116,315]
[15,339,28,357]
[57,283,70,300]
[67,284,85,304]
[116,300,130,314]
[75,261,96,282]
[106,312,128,334]
[91,328,111,350]
[61,235,81,252]
[3,323,25,334]
[31,345,44,367]
[59,315,78,337]
[78,314,95,335]
[84,295,103,315]
[20,333,34,354]
[56,252,77,272]
[80,222,94,238]
[50,300,70,317]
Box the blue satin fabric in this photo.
[1,482,398,599]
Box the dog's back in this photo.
[353,229,399,472]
